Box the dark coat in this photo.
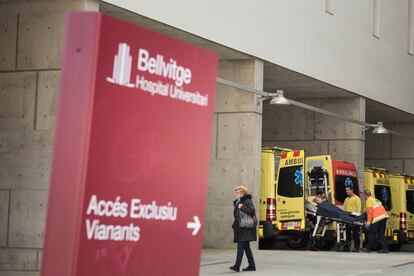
[232,194,257,243]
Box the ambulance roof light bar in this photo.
[216,78,414,141]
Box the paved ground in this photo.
[1,244,414,276]
[200,244,414,276]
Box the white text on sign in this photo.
[85,195,178,242]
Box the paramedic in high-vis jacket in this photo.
[343,186,361,252]
[364,190,389,253]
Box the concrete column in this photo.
[366,123,414,174]
[315,97,366,183]
[203,59,263,249]
[262,96,366,187]
[0,0,97,272]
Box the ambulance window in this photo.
[374,185,392,211]
[277,165,303,198]
[335,176,358,204]
[407,191,414,214]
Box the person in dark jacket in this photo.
[229,186,257,272]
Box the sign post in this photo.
[41,12,218,276]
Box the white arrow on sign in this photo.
[187,216,201,236]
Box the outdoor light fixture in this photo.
[372,121,389,134]
[269,90,290,105]
[216,77,414,141]
[256,90,290,105]
[255,90,290,105]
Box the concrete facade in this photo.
[0,0,97,272]
[262,97,366,183]
[366,123,414,175]
[0,0,412,273]
[102,0,414,115]
[204,60,263,249]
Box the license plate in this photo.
[282,221,300,228]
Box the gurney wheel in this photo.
[334,243,342,252]
[307,238,316,250]
[316,240,335,251]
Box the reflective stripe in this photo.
[372,213,387,223]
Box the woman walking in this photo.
[230,186,257,272]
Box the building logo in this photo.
[105,42,209,107]
[106,43,135,88]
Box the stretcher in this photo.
[306,201,367,249]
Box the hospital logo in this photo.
[106,43,135,88]
[104,42,209,107]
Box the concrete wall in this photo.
[262,97,366,182]
[0,0,265,265]
[0,0,97,272]
[366,123,414,175]
[103,0,414,115]
[204,59,263,249]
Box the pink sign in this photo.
[41,12,218,276]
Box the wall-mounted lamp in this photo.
[372,121,389,134]
[269,90,290,105]
[257,90,290,105]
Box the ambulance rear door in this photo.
[305,155,334,204]
[405,177,414,233]
[260,149,276,222]
[275,150,305,231]
[389,174,403,232]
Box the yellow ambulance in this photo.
[387,174,414,249]
[363,168,401,250]
[259,148,307,249]
[259,148,360,250]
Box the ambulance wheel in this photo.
[285,237,306,250]
[259,238,276,250]
[389,243,402,252]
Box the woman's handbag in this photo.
[239,210,258,229]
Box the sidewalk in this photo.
[200,247,414,276]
